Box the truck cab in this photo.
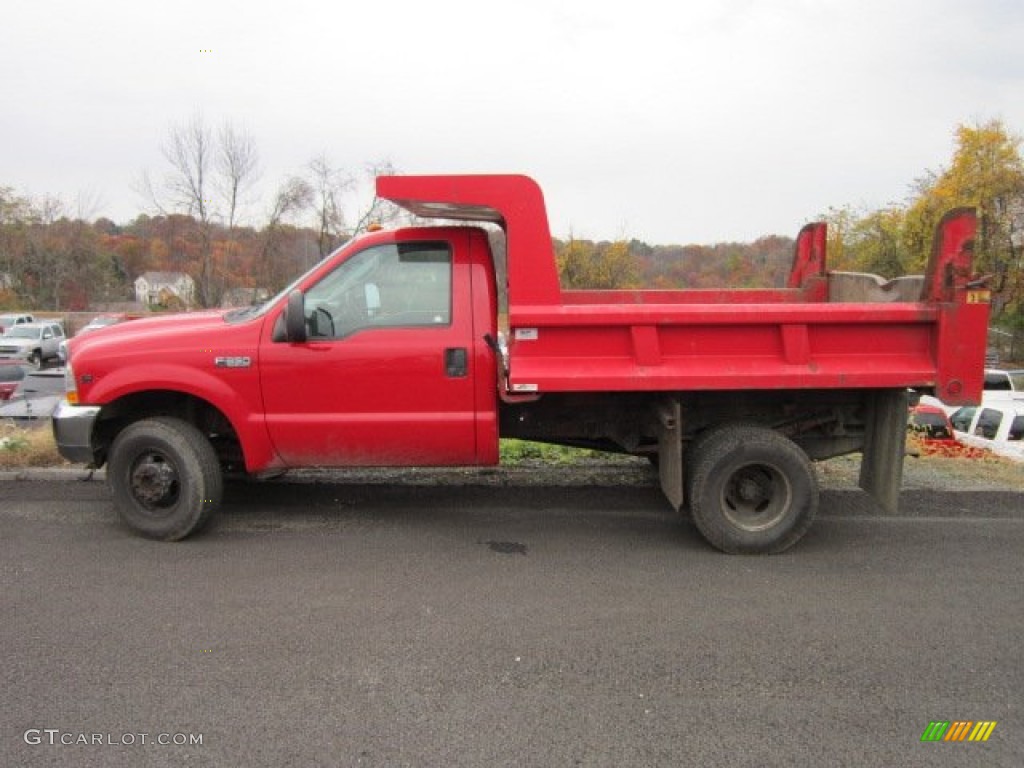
[259,226,499,467]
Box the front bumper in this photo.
[51,400,101,464]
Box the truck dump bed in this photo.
[378,174,988,406]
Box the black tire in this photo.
[27,350,42,369]
[687,424,817,554]
[107,417,222,541]
[683,422,753,514]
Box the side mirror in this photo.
[286,289,307,343]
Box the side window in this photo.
[1008,416,1024,441]
[975,409,1003,439]
[983,372,1011,391]
[303,242,452,339]
[950,407,975,432]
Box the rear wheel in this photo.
[107,417,222,541]
[27,350,42,369]
[686,424,817,554]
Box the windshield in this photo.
[910,410,952,438]
[1009,371,1024,392]
[224,236,367,323]
[224,271,308,323]
[3,327,39,339]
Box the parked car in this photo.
[0,321,65,368]
[950,402,1024,463]
[909,403,955,440]
[0,360,27,401]
[907,403,985,457]
[0,368,65,424]
[0,313,36,334]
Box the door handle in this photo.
[445,347,468,378]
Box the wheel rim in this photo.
[128,451,181,512]
[720,462,791,532]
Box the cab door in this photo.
[259,231,480,466]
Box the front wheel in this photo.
[27,350,42,369]
[107,417,223,541]
[687,424,818,554]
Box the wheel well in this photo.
[93,390,244,471]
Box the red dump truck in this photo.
[52,175,989,553]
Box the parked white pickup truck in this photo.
[0,312,36,334]
[950,401,1024,463]
[982,368,1024,396]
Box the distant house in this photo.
[134,272,195,308]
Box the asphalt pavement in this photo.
[1,471,1022,767]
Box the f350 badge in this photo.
[215,356,252,368]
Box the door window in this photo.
[950,407,975,432]
[303,242,452,339]
[975,409,1003,439]
[1008,416,1024,441]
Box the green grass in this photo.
[499,439,617,465]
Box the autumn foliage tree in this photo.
[825,119,1024,358]
[905,121,1024,307]
[557,238,641,289]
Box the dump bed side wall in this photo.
[505,210,985,405]
[505,303,944,396]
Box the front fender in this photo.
[87,363,278,472]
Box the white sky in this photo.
[3,0,1023,244]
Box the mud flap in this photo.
[656,399,683,510]
[858,389,907,514]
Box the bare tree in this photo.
[139,113,260,307]
[161,115,215,221]
[156,115,218,306]
[267,176,313,229]
[257,176,314,290]
[349,159,404,235]
[307,153,352,259]
[217,123,259,231]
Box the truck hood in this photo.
[68,311,252,361]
